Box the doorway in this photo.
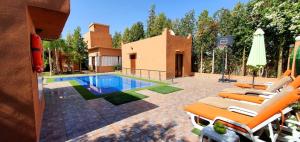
[130,54,136,75]
[175,53,183,77]
[92,57,95,72]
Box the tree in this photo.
[177,10,196,37]
[64,33,74,72]
[195,10,217,73]
[152,13,172,36]
[122,28,131,44]
[146,4,156,37]
[249,0,300,77]
[112,32,122,48]
[230,2,253,76]
[70,27,88,72]
[43,41,53,76]
[130,22,145,42]
[51,38,66,74]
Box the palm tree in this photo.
[52,38,66,74]
[43,41,54,76]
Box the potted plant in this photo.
[214,121,227,134]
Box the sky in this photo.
[62,0,249,37]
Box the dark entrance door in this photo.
[92,57,95,72]
[175,54,183,77]
[130,54,136,75]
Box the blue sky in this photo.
[62,0,249,37]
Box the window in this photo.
[101,56,121,66]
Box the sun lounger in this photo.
[185,89,300,141]
[218,76,299,104]
[222,76,293,95]
[233,70,291,90]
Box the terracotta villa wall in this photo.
[0,0,69,141]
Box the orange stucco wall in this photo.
[0,0,69,141]
[84,23,113,49]
[85,23,121,73]
[122,29,192,80]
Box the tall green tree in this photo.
[195,10,218,73]
[43,41,53,76]
[122,28,131,44]
[112,32,122,48]
[64,33,75,72]
[52,38,66,74]
[177,10,196,37]
[152,13,172,36]
[130,22,145,42]
[230,2,253,76]
[146,4,156,37]
[71,27,88,72]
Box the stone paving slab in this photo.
[40,74,275,142]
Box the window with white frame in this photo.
[101,56,121,66]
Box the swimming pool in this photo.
[54,74,155,95]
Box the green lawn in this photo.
[149,85,182,94]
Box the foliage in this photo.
[71,27,88,71]
[194,10,218,72]
[292,101,300,111]
[175,10,196,37]
[122,28,131,44]
[122,22,145,43]
[114,64,122,70]
[130,22,145,42]
[146,4,156,37]
[112,32,122,48]
[152,13,172,36]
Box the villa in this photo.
[122,29,193,80]
[84,23,122,73]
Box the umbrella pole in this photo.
[252,70,256,88]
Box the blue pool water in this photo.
[54,74,155,95]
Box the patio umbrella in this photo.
[246,28,267,86]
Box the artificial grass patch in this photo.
[149,85,183,94]
[69,80,99,100]
[104,91,148,105]
[46,78,55,83]
[69,80,148,105]
[191,128,201,136]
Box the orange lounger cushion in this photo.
[219,93,265,104]
[184,102,253,128]
[234,83,267,90]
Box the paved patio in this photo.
[40,74,276,142]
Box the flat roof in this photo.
[89,22,109,28]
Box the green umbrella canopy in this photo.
[247,28,267,68]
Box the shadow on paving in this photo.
[75,120,192,142]
[40,86,158,141]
